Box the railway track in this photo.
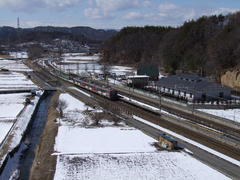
[26,59,240,178]
[74,87,240,161]
[28,59,240,158]
[116,87,240,139]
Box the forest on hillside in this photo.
[0,26,117,44]
[101,12,240,80]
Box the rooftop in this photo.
[156,74,230,93]
[127,75,149,79]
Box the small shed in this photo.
[127,75,149,88]
[158,134,178,150]
[137,65,159,80]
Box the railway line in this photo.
[25,58,240,178]
[113,86,240,138]
[33,58,240,145]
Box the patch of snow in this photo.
[54,127,156,155]
[0,123,13,145]
[199,109,240,123]
[9,52,28,59]
[59,93,90,113]
[63,55,99,62]
[0,92,42,165]
[110,65,135,76]
[0,93,30,144]
[54,93,229,180]
[0,59,31,72]
[54,151,229,180]
[0,93,28,118]
[133,115,240,167]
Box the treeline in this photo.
[0,26,117,44]
[101,12,240,80]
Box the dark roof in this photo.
[156,74,230,93]
[160,134,177,143]
[137,65,159,78]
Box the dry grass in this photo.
[0,55,12,59]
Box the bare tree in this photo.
[57,99,68,118]
[91,111,104,126]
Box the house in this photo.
[155,74,231,101]
[137,65,159,80]
[127,75,149,88]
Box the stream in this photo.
[0,91,54,180]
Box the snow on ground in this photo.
[63,54,99,63]
[0,91,42,166]
[54,127,156,155]
[9,52,28,59]
[63,53,86,57]
[199,109,240,123]
[59,93,91,113]
[54,93,229,180]
[110,65,135,76]
[0,93,29,144]
[8,92,42,150]
[0,72,37,90]
[54,151,229,180]
[0,59,31,71]
[54,54,136,76]
[133,115,240,167]
[0,93,28,118]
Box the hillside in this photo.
[101,12,240,80]
[0,26,117,44]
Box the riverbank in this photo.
[29,91,60,180]
[0,91,42,173]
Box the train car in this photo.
[73,78,119,100]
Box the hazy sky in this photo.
[0,0,239,29]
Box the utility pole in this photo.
[17,17,20,29]
[17,17,20,58]
[159,92,162,114]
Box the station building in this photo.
[155,74,231,101]
[127,75,149,88]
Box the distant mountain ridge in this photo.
[0,26,117,42]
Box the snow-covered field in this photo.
[199,109,240,123]
[62,53,100,63]
[55,151,228,180]
[0,93,29,143]
[0,72,37,90]
[9,52,28,59]
[52,53,136,77]
[0,91,42,167]
[54,93,229,180]
[133,115,240,167]
[0,59,31,71]
[110,65,135,76]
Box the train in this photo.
[72,77,119,100]
[47,62,119,100]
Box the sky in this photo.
[0,0,240,29]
